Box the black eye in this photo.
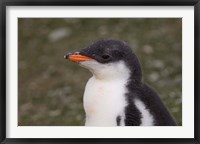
[102,54,110,59]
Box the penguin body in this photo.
[65,39,177,126]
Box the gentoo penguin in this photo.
[64,39,177,126]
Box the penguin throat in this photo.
[80,60,131,81]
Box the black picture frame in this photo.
[0,0,199,143]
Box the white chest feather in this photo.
[83,77,128,126]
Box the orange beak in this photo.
[67,54,93,62]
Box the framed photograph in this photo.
[0,0,199,143]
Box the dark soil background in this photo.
[18,18,182,126]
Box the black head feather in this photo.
[79,39,142,83]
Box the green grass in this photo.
[18,18,182,126]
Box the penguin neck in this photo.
[90,61,131,82]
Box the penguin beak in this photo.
[64,52,93,62]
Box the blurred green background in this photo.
[18,18,182,126]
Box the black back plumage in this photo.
[121,40,177,126]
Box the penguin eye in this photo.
[102,54,110,59]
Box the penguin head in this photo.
[65,39,142,82]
